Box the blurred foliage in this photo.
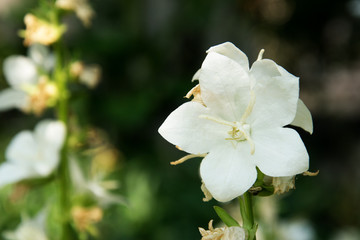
[0,0,360,239]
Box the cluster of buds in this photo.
[21,13,65,46]
[70,61,102,88]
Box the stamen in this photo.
[185,84,200,99]
[243,131,255,154]
[175,145,183,150]
[240,91,256,123]
[199,115,235,127]
[170,153,207,165]
[257,49,265,61]
[303,170,319,176]
[201,181,213,202]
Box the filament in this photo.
[170,153,207,165]
[199,115,235,127]
[240,90,256,123]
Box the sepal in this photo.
[213,206,240,227]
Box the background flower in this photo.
[3,210,48,240]
[0,44,55,113]
[0,120,66,187]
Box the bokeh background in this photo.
[0,0,360,239]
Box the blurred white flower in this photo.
[69,157,125,206]
[159,42,313,202]
[0,120,66,187]
[278,219,315,240]
[56,0,95,27]
[199,220,246,240]
[0,44,57,114]
[3,210,48,240]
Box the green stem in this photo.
[239,192,257,240]
[54,39,70,240]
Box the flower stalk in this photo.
[54,37,70,240]
[239,192,257,240]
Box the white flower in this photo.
[3,210,48,240]
[199,220,246,240]
[158,42,313,202]
[0,44,56,114]
[278,219,315,240]
[69,157,125,206]
[0,120,66,188]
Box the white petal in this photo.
[200,144,257,202]
[69,157,87,190]
[206,42,249,70]
[291,99,313,134]
[28,43,56,72]
[248,59,299,129]
[158,102,229,154]
[32,150,60,176]
[34,120,66,151]
[5,131,39,167]
[0,163,35,188]
[0,89,29,111]
[252,127,309,177]
[43,53,56,72]
[28,44,50,67]
[6,121,65,177]
[199,51,251,121]
[31,120,65,175]
[224,226,246,240]
[192,69,201,81]
[87,181,126,206]
[3,56,38,88]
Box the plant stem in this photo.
[54,39,70,240]
[239,192,257,240]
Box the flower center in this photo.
[226,122,250,142]
[225,122,254,154]
[199,90,256,154]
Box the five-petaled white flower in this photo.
[158,42,313,202]
[0,44,56,114]
[3,210,48,240]
[0,120,66,188]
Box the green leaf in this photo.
[213,206,240,227]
